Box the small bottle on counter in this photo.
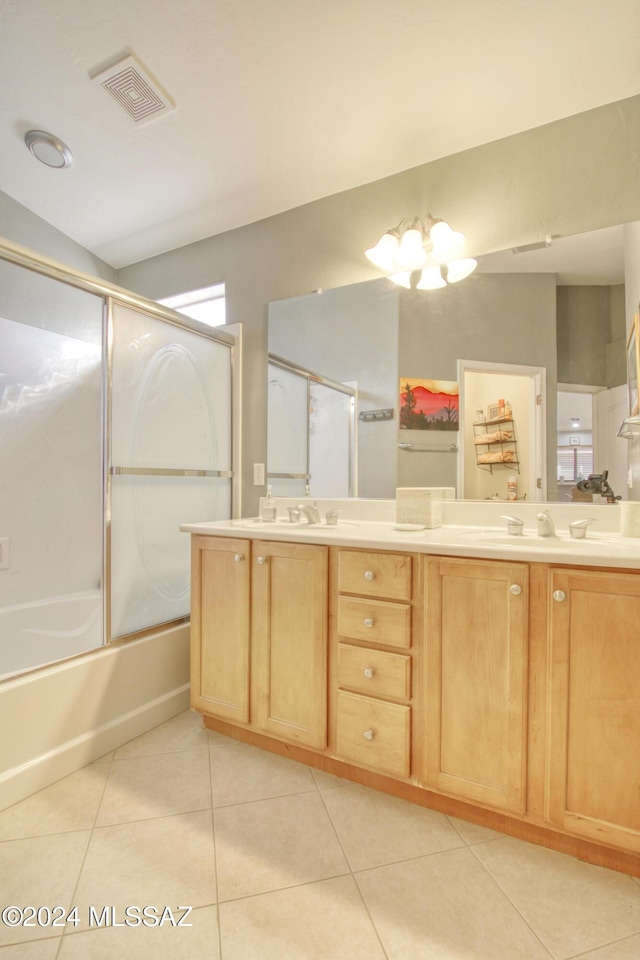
[260,485,277,522]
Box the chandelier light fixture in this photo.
[365,215,477,289]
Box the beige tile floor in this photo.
[2,709,640,960]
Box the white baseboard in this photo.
[0,684,190,810]
[0,623,192,811]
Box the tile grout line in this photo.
[52,751,117,958]
[207,734,224,960]
[565,929,640,959]
[315,780,391,960]
[465,840,559,960]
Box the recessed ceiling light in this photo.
[24,130,73,169]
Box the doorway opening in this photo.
[558,383,628,502]
[458,359,546,501]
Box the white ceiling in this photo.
[477,224,626,285]
[1,1,639,269]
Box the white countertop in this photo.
[180,498,640,569]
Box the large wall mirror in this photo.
[268,223,632,505]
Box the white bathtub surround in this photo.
[396,487,443,528]
[0,623,190,811]
[0,589,102,680]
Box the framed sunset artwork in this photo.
[399,378,459,431]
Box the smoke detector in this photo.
[92,54,175,126]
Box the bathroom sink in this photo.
[455,530,633,550]
[233,519,307,530]
[456,531,563,548]
[233,518,357,530]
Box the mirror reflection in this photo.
[268,224,629,504]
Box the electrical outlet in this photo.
[253,463,265,485]
[0,538,9,571]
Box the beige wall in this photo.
[557,285,626,388]
[116,94,640,513]
[0,191,115,281]
[397,273,556,494]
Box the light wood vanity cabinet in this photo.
[332,549,416,779]
[190,536,251,723]
[190,535,328,749]
[190,534,640,875]
[424,557,529,814]
[546,567,640,854]
[252,539,328,748]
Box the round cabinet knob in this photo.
[509,584,522,596]
[363,729,375,741]
[257,556,267,565]
[363,667,375,679]
[363,618,374,629]
[234,554,244,563]
[364,570,375,581]
[553,590,566,602]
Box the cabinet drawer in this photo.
[337,643,411,700]
[336,691,410,778]
[337,596,411,648]
[338,550,412,601]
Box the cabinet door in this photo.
[190,536,250,722]
[425,557,528,813]
[253,540,328,748]
[548,569,640,852]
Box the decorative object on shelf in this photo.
[365,215,477,289]
[575,470,621,503]
[472,412,519,473]
[486,399,512,421]
[473,428,514,445]
[399,378,459,431]
[626,311,639,416]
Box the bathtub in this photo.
[0,590,103,681]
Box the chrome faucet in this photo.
[297,502,321,524]
[536,511,556,537]
[569,518,595,539]
[501,515,524,536]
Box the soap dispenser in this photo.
[260,486,277,522]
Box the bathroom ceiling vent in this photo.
[92,55,175,126]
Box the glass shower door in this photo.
[267,359,356,499]
[267,363,309,498]
[109,301,233,639]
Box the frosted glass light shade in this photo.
[416,266,446,289]
[365,232,399,271]
[445,258,477,283]
[430,220,465,262]
[389,272,413,288]
[396,228,427,269]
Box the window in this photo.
[557,446,594,483]
[158,283,225,327]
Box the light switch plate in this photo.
[253,463,265,485]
